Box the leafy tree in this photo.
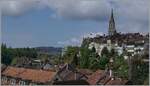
[89,50,99,69]
[1,43,38,65]
[53,55,61,65]
[101,47,109,57]
[110,48,117,57]
[81,38,91,48]
[89,55,109,70]
[131,58,149,85]
[98,55,109,69]
[79,47,91,68]
[11,57,17,66]
[63,46,79,64]
[79,45,109,70]
[1,44,14,65]
[71,54,78,67]
[91,47,96,53]
[113,55,128,79]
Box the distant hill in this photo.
[35,47,62,55]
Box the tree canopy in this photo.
[1,43,38,65]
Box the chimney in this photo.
[66,63,69,70]
[75,72,77,80]
[109,69,115,80]
[109,69,112,77]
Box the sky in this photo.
[0,0,149,48]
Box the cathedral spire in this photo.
[108,9,117,36]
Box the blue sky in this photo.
[1,0,148,48]
[2,8,108,47]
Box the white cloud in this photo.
[0,0,148,33]
[0,0,45,16]
[57,37,82,46]
[46,0,111,20]
[0,0,148,20]
[57,32,105,46]
[111,0,149,33]
[83,32,104,38]
[113,0,148,21]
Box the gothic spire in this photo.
[108,9,116,36]
[110,9,115,23]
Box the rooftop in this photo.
[2,66,56,83]
[106,78,128,85]
[87,69,105,85]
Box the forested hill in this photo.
[35,47,62,55]
[1,43,62,65]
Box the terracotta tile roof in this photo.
[77,69,93,76]
[57,64,86,81]
[99,77,111,84]
[1,64,7,72]
[87,70,105,85]
[2,66,56,83]
[86,69,128,85]
[64,71,77,80]
[105,78,128,85]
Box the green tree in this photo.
[81,38,91,48]
[98,55,109,69]
[110,48,117,57]
[89,55,109,70]
[63,46,79,64]
[1,44,14,65]
[11,57,17,66]
[89,49,99,69]
[79,47,91,68]
[101,47,109,57]
[131,58,149,85]
[71,54,78,67]
[79,45,109,70]
[113,55,128,79]
[1,44,38,65]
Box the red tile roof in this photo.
[106,78,128,85]
[86,69,128,85]
[78,69,93,76]
[2,66,56,83]
[87,70,104,85]
[99,75,111,85]
[57,64,86,81]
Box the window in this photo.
[19,81,21,85]
[1,77,4,81]
[10,79,16,85]
[19,81,26,85]
[30,82,36,85]
[2,76,7,81]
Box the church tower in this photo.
[108,9,117,36]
